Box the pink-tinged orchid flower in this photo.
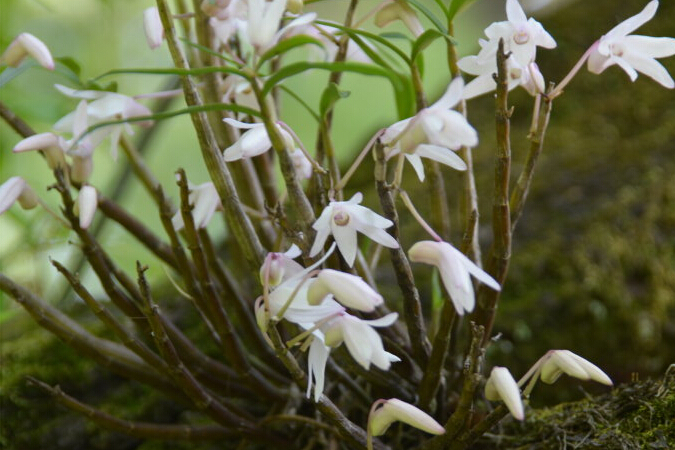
[260,244,304,287]
[485,367,525,420]
[245,0,316,53]
[408,240,500,315]
[1,32,54,70]
[588,0,675,88]
[310,192,398,267]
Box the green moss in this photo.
[480,368,675,450]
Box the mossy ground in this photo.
[478,367,675,450]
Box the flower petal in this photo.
[332,221,358,267]
[405,153,426,181]
[605,0,658,41]
[415,144,467,171]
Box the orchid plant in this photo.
[1,0,673,449]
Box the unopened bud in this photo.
[75,185,98,229]
[1,33,54,70]
[287,0,304,14]
[485,367,524,420]
[370,398,445,436]
[143,7,165,50]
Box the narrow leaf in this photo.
[93,66,251,82]
[180,37,242,66]
[407,0,448,34]
[319,82,350,117]
[257,35,325,68]
[448,0,479,21]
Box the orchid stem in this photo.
[400,190,443,242]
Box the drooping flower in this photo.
[1,32,54,70]
[222,119,295,161]
[457,0,556,98]
[13,132,67,169]
[370,398,445,436]
[408,240,500,315]
[171,181,222,230]
[539,350,613,386]
[0,177,38,215]
[143,7,165,50]
[381,78,474,181]
[309,192,398,267]
[323,312,400,371]
[307,269,384,312]
[587,0,675,88]
[485,366,524,420]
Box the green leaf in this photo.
[379,32,413,42]
[411,29,451,62]
[344,32,393,70]
[278,85,320,122]
[406,0,448,34]
[257,35,325,69]
[319,82,350,117]
[261,61,414,119]
[93,66,252,82]
[448,0,479,21]
[0,64,34,89]
[315,20,411,65]
[55,56,81,76]
[180,38,242,66]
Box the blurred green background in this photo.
[1,0,674,448]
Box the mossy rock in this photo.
[477,367,675,450]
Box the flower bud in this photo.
[75,185,98,229]
[0,177,38,215]
[374,1,424,37]
[540,350,613,386]
[1,33,54,70]
[370,398,445,436]
[71,155,93,184]
[287,0,304,14]
[485,366,524,420]
[143,7,165,50]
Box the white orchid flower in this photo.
[290,148,312,179]
[307,269,384,312]
[13,132,67,170]
[1,32,54,70]
[408,240,500,315]
[382,78,474,181]
[309,192,398,267]
[458,0,555,99]
[171,181,222,230]
[222,118,295,161]
[485,367,524,420]
[588,0,675,88]
[370,398,445,436]
[539,350,613,386]
[53,84,153,161]
[246,0,317,53]
[0,177,38,215]
[323,312,400,371]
